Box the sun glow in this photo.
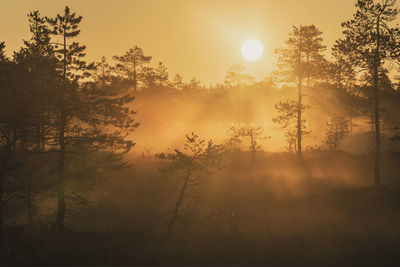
[242,40,263,61]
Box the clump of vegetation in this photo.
[273,100,309,154]
[324,117,349,150]
[227,126,269,161]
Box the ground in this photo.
[2,151,400,266]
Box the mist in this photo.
[1,1,400,266]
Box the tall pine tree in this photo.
[340,0,400,186]
[275,25,326,157]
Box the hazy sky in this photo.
[2,0,397,85]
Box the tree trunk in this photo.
[56,29,67,231]
[165,166,192,241]
[297,77,302,157]
[250,130,256,163]
[297,41,303,158]
[373,19,381,187]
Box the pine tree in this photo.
[46,5,89,231]
[224,63,253,88]
[113,46,152,93]
[172,73,184,90]
[324,117,349,150]
[0,41,10,245]
[46,6,140,230]
[330,39,362,135]
[340,0,400,186]
[228,126,267,161]
[12,11,60,224]
[0,40,43,237]
[156,133,224,245]
[275,25,326,157]
[93,56,114,86]
[154,61,169,87]
[139,66,156,90]
[272,100,309,153]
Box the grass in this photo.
[2,151,400,266]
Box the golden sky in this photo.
[2,0,392,85]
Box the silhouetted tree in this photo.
[139,66,156,89]
[47,5,89,231]
[275,25,326,157]
[228,126,268,160]
[0,38,52,235]
[13,11,60,224]
[154,61,169,87]
[0,42,11,244]
[329,39,362,135]
[324,117,349,150]
[340,0,400,186]
[156,133,224,242]
[224,63,254,125]
[47,6,139,230]
[183,77,202,92]
[273,100,309,153]
[93,56,114,86]
[172,73,184,90]
[113,46,151,93]
[331,40,356,91]
[224,63,254,88]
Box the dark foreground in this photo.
[2,151,400,266]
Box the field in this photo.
[2,151,400,266]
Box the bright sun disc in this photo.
[242,40,263,61]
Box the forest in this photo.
[1,0,400,265]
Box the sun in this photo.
[242,40,263,61]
